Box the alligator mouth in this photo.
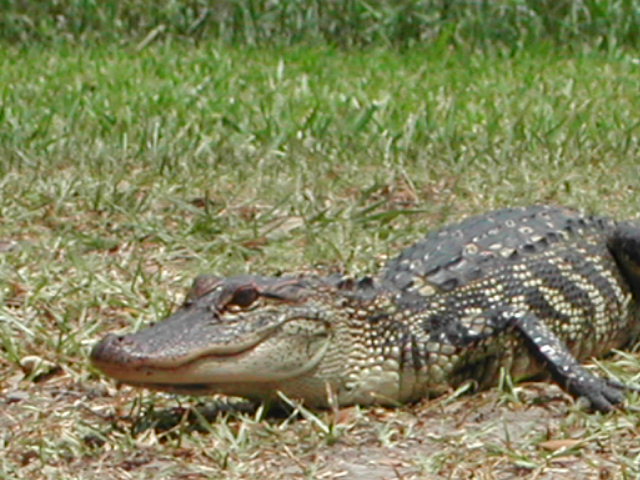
[91,317,331,389]
[93,340,267,382]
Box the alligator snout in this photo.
[90,333,142,368]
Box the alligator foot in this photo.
[564,375,626,412]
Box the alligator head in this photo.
[90,274,378,404]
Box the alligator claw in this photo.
[568,375,627,412]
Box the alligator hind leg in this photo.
[503,309,626,412]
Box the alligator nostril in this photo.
[106,334,134,346]
[91,333,137,364]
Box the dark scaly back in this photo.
[378,209,636,401]
[381,205,618,297]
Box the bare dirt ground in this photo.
[4,366,639,479]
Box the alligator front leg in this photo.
[504,309,626,412]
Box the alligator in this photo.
[91,205,640,412]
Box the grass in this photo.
[2,38,640,478]
[3,0,640,51]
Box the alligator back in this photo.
[391,237,633,399]
[382,205,617,296]
[365,206,640,409]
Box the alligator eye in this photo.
[228,285,259,308]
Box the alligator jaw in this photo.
[90,315,331,390]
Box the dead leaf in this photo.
[538,438,583,451]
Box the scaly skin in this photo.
[91,205,640,411]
